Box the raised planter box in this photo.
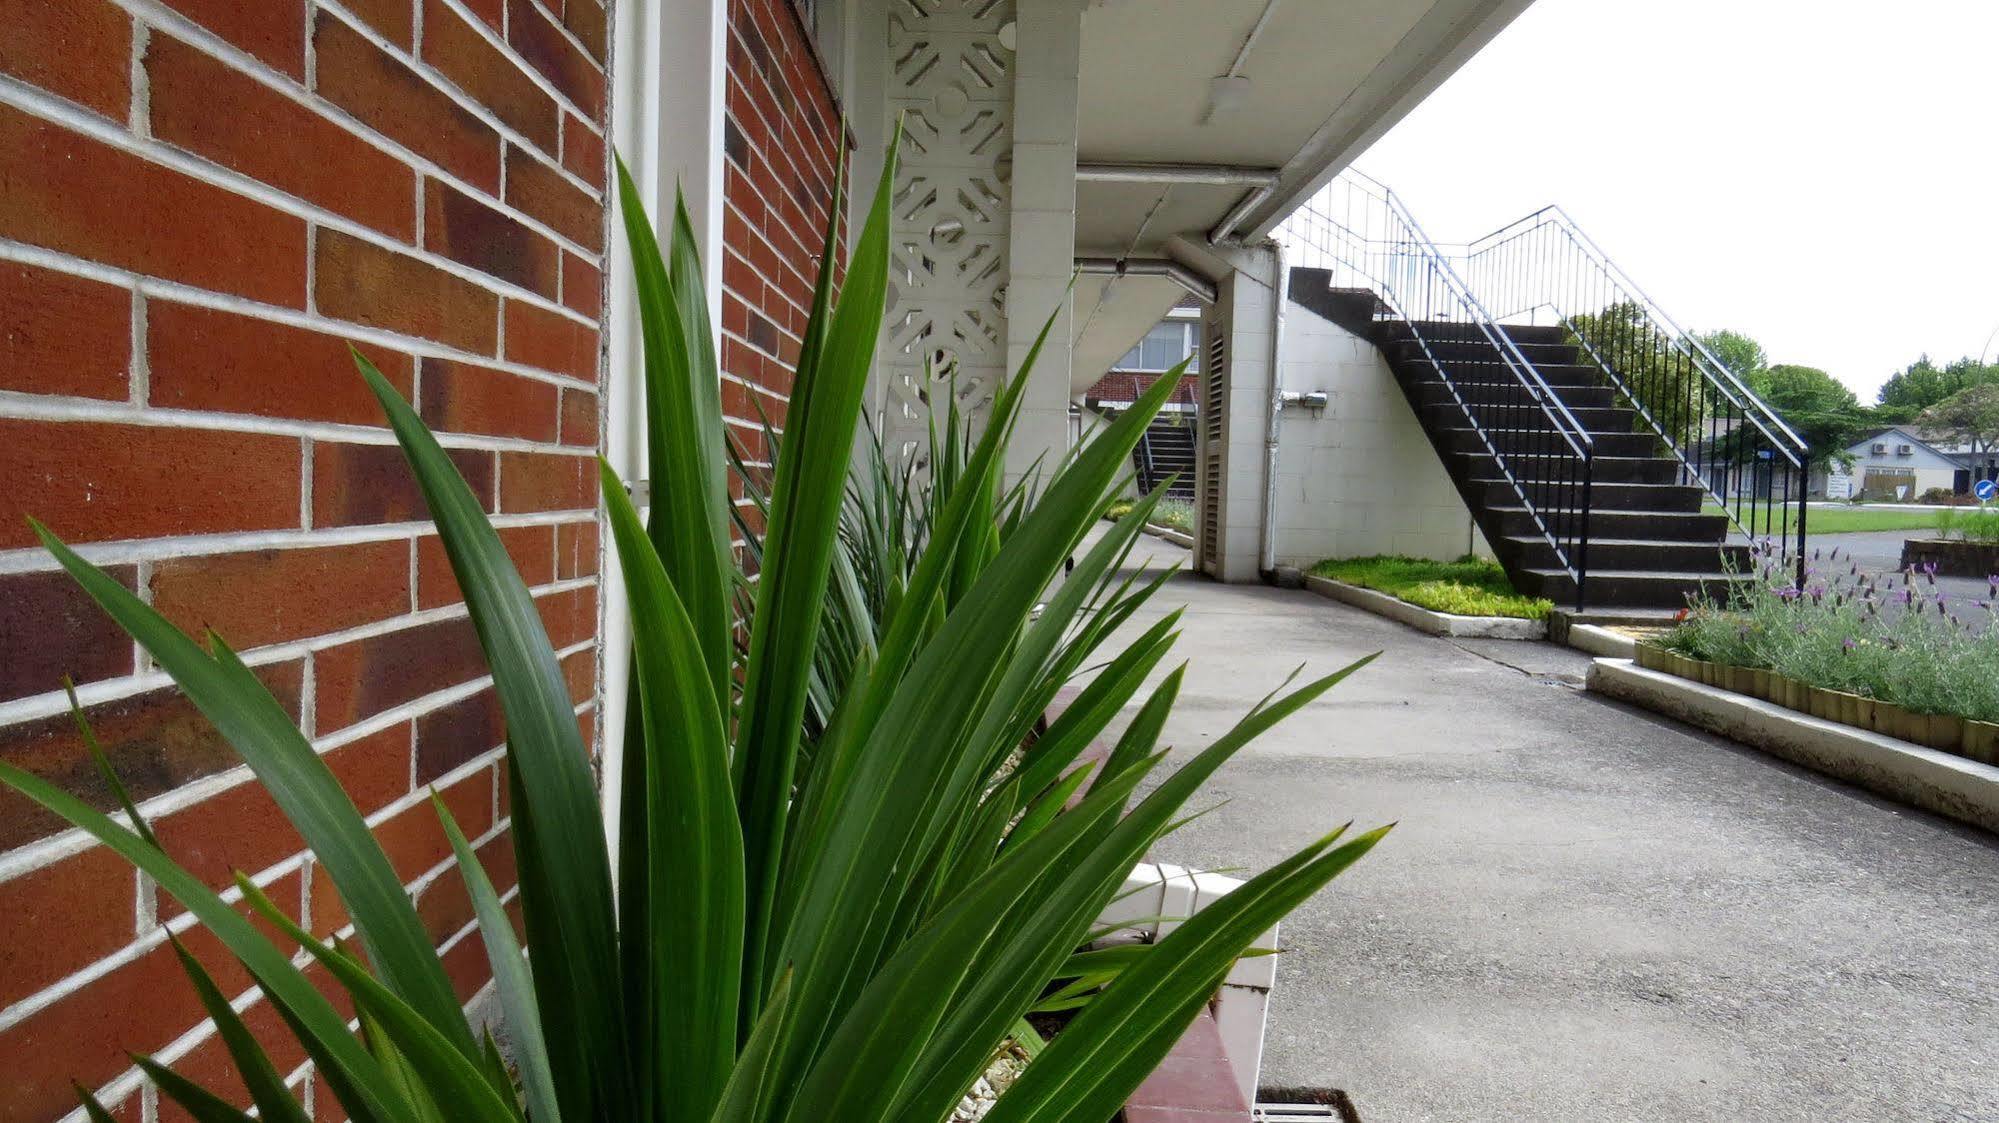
[1143,522,1194,549]
[1632,644,1999,765]
[1303,575,1546,640]
[1899,537,1999,578]
[1590,658,1999,835]
[1099,862,1275,1113]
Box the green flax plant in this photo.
[2,136,1386,1122]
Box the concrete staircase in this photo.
[1133,421,1196,499]
[1373,319,1745,609]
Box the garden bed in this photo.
[1304,574,1546,639]
[1308,555,1552,621]
[1899,537,1999,579]
[1634,644,1999,764]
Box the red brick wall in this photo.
[721,0,847,529]
[0,0,608,1118]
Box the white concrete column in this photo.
[1003,0,1082,483]
[1198,245,1280,583]
[603,0,729,861]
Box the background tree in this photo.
[1915,382,1999,459]
[1748,364,1874,469]
[1877,355,1999,422]
[1567,301,1708,445]
[1699,328,1768,383]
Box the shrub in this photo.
[1104,496,1192,533]
[1658,542,1999,722]
[2,141,1388,1121]
[1936,504,1999,544]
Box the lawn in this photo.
[1309,555,1553,620]
[1105,496,1194,534]
[1803,505,1961,535]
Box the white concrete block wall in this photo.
[1268,298,1487,568]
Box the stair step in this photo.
[1447,451,1680,485]
[1499,536,1747,572]
[1378,336,1582,368]
[1394,359,1606,389]
[1434,426,1656,458]
[1405,380,1620,412]
[1467,478,1706,512]
[1421,401,1634,435]
[1516,568,1744,610]
[1484,506,1729,542]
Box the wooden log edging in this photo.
[1632,644,1999,765]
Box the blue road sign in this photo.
[1977,478,1997,502]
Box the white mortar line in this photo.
[125,0,605,213]
[0,509,595,575]
[485,0,607,85]
[51,804,512,1123]
[0,594,599,766]
[0,74,599,326]
[0,239,598,395]
[127,18,150,137]
[0,390,600,456]
[0,747,521,1036]
[127,288,149,405]
[381,0,606,166]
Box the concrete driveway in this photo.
[1098,533,1999,1121]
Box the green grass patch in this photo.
[1104,496,1193,534]
[1803,505,1958,535]
[1309,555,1552,620]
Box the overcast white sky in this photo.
[1353,0,1999,402]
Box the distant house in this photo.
[1820,426,1975,500]
[1083,302,1202,417]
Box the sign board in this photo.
[1976,478,1997,502]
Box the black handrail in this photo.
[1284,172,1597,608]
[1461,207,1810,580]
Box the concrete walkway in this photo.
[1100,533,1999,1121]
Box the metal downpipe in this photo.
[1258,241,1287,577]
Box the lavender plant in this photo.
[1658,541,1999,723]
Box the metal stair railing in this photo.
[1460,206,1810,570]
[1282,170,1597,608]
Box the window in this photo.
[1117,321,1198,372]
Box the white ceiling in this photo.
[1064,0,1533,394]
[1072,0,1534,256]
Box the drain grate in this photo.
[1254,1089,1362,1123]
